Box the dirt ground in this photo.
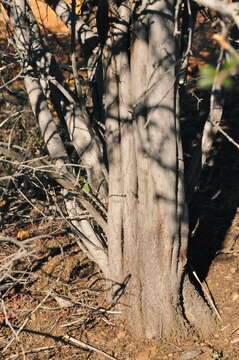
[0,216,238,360]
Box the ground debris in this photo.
[180,349,203,360]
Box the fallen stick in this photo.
[6,345,62,360]
[63,335,118,360]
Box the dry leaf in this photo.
[17,230,30,240]
[54,295,74,308]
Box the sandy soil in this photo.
[0,218,238,360]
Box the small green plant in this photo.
[198,54,239,89]
[79,176,90,194]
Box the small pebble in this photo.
[231,337,239,344]
[231,291,239,301]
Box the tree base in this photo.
[114,271,217,340]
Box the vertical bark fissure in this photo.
[4,0,219,339]
[131,0,189,337]
[105,15,123,285]
[147,0,182,330]
[130,5,150,337]
[116,1,135,276]
[110,1,144,333]
[175,28,189,280]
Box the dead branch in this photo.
[45,0,99,44]
[6,345,63,360]
[193,0,239,29]
[63,334,118,360]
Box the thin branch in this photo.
[17,188,46,217]
[201,44,224,165]
[191,268,222,322]
[45,0,99,44]
[0,69,23,90]
[63,335,118,360]
[0,111,24,128]
[193,0,239,29]
[1,299,20,342]
[6,345,63,360]
[2,291,53,354]
[47,76,76,104]
[214,122,239,151]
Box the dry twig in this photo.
[63,335,118,360]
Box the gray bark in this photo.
[24,76,68,168]
[129,1,150,336]
[63,189,108,276]
[120,0,215,338]
[4,0,218,340]
[133,0,188,337]
[45,0,98,44]
[105,39,123,284]
[7,0,109,275]
[9,0,69,170]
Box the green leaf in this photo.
[78,176,91,193]
[198,65,217,88]
[81,182,90,193]
[223,55,238,72]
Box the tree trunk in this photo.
[3,0,218,341]
[104,0,216,338]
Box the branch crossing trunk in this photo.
[3,0,218,340]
